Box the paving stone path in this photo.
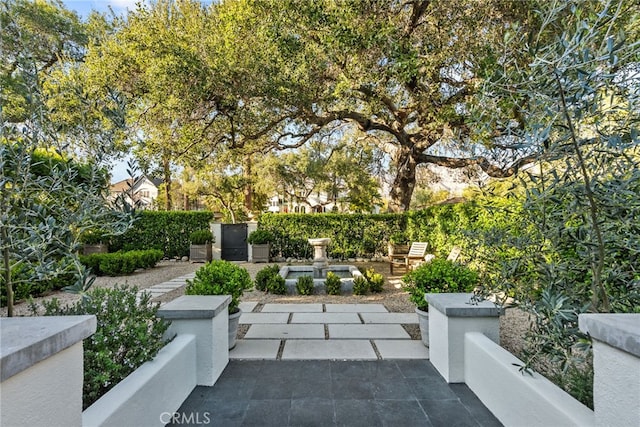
[232,302,429,361]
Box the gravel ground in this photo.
[2,259,532,356]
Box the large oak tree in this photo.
[85,0,545,211]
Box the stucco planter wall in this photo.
[82,334,197,427]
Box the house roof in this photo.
[110,175,162,193]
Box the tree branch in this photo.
[414,152,538,178]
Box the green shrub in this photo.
[363,268,385,293]
[185,260,253,313]
[254,264,281,291]
[325,271,341,295]
[79,250,163,276]
[99,254,126,276]
[247,229,273,244]
[402,259,478,311]
[352,276,369,295]
[36,285,169,409]
[267,274,287,295]
[189,230,214,244]
[296,275,314,295]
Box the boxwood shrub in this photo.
[254,265,281,291]
[79,249,164,276]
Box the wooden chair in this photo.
[416,245,462,268]
[389,242,429,274]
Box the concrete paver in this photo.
[374,340,429,359]
[328,324,410,339]
[360,312,418,324]
[150,283,184,290]
[290,313,361,324]
[261,303,323,313]
[230,339,280,360]
[240,312,289,324]
[282,339,377,360]
[244,324,325,339]
[239,301,258,313]
[325,303,388,313]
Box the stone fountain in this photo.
[308,237,330,278]
[278,237,363,294]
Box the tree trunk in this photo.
[244,155,253,213]
[2,226,13,317]
[388,147,417,212]
[163,155,172,211]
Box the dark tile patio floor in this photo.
[169,359,502,427]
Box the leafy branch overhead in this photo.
[83,0,552,212]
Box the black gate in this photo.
[221,223,248,261]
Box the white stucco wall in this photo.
[1,343,84,427]
[82,334,197,427]
[593,340,640,426]
[428,307,500,383]
[464,332,594,427]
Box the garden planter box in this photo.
[82,243,109,255]
[251,243,270,263]
[82,335,197,427]
[190,244,212,263]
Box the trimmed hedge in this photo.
[79,249,164,276]
[111,211,214,258]
[258,205,482,260]
[259,213,406,259]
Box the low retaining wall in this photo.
[464,332,594,426]
[426,293,640,427]
[83,334,197,427]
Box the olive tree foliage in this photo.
[468,0,639,404]
[1,0,132,316]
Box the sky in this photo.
[61,0,143,18]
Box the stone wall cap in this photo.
[425,293,503,317]
[157,295,231,319]
[579,313,640,357]
[0,315,96,382]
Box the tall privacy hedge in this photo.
[111,211,214,258]
[258,204,482,259]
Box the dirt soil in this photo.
[2,260,531,356]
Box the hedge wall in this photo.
[258,205,482,260]
[111,211,214,258]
